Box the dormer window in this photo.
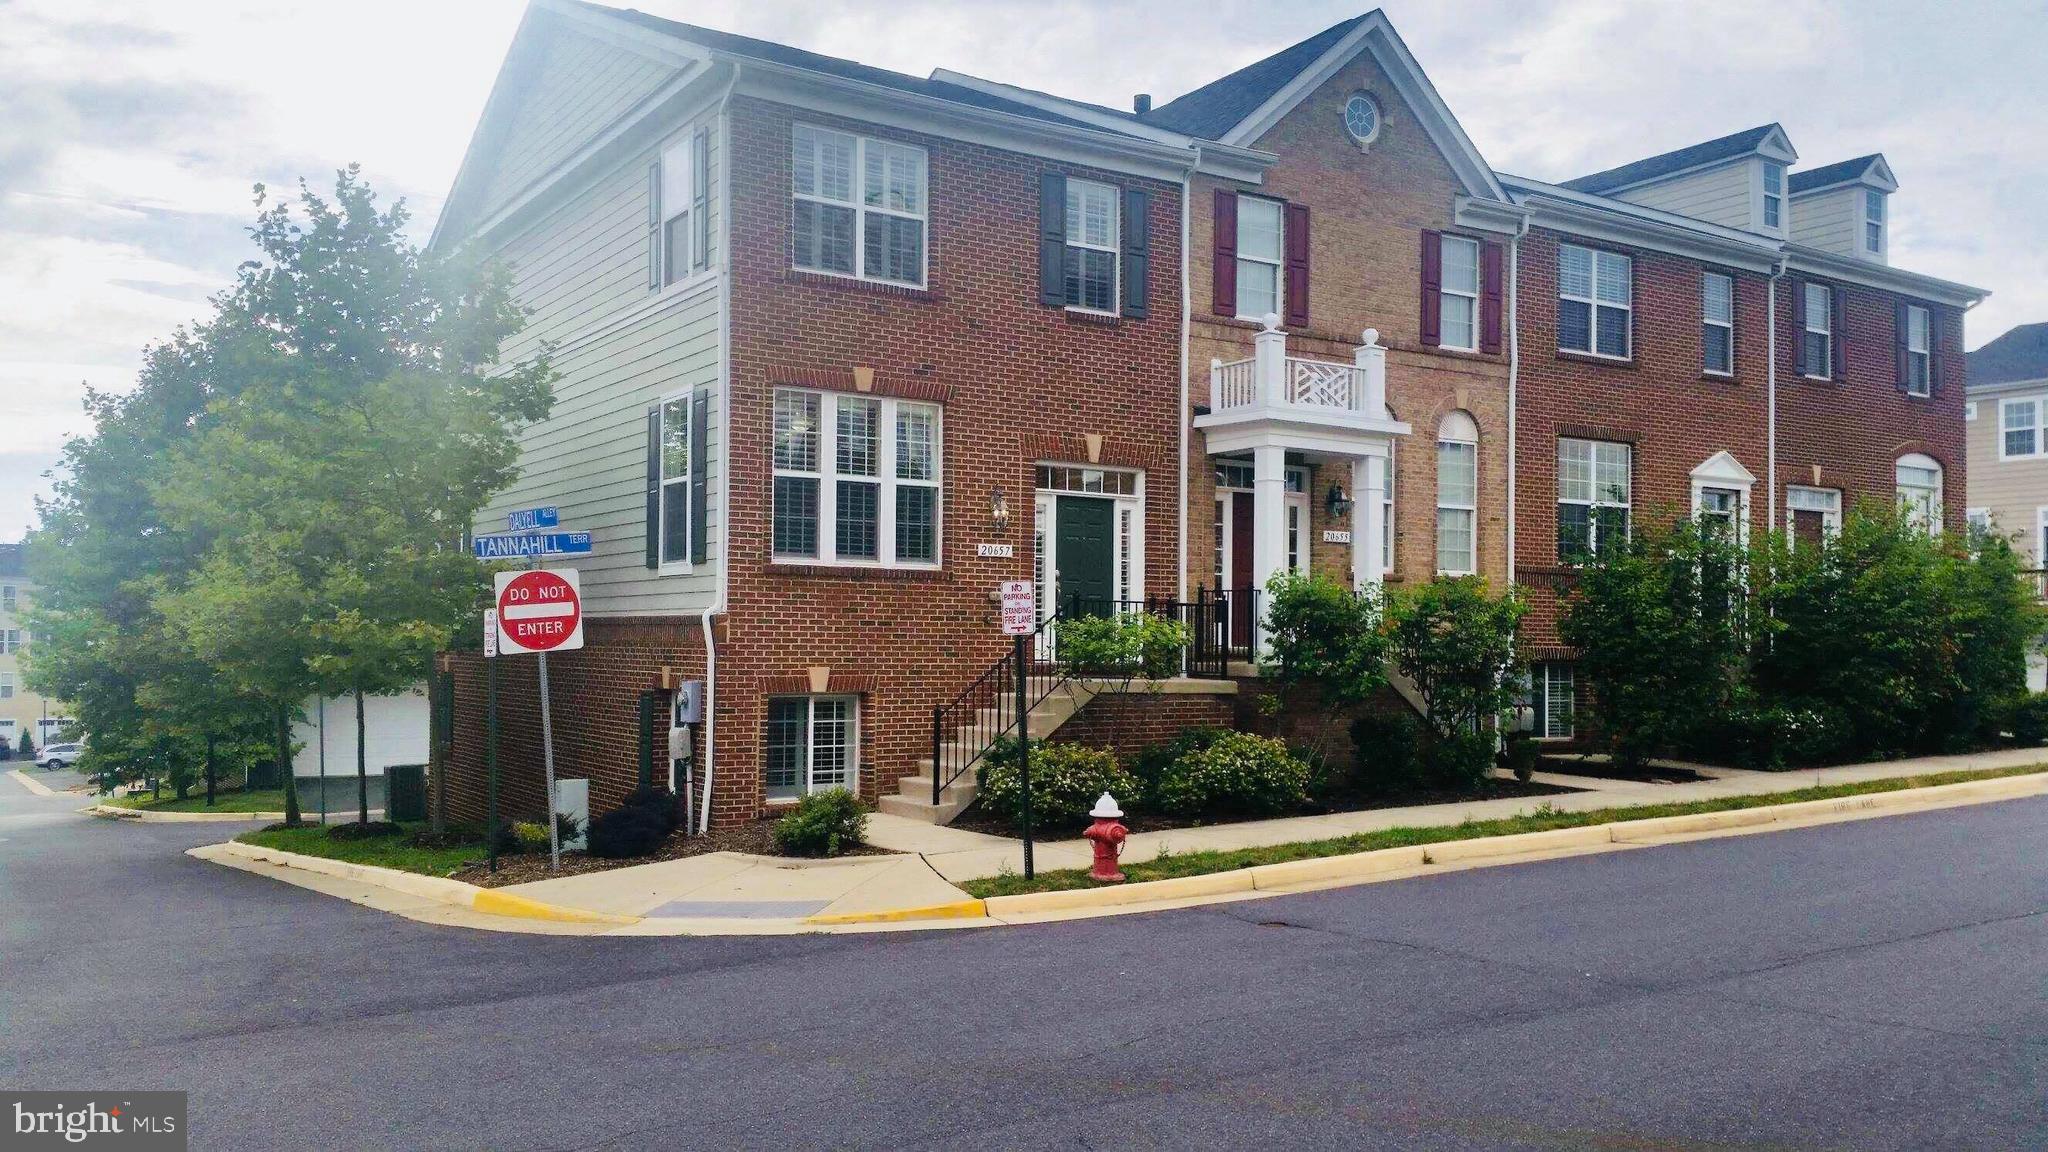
[1762,163,1784,230]
[1863,189,1885,254]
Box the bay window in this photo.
[773,389,941,566]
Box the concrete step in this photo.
[876,791,971,824]
[892,774,977,805]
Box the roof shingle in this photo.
[1140,16,1369,139]
[1787,154,1884,195]
[1561,123,1783,194]
[1968,323,2048,387]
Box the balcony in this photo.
[1195,316,1410,457]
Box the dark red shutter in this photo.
[1283,202,1311,328]
[1830,284,1848,380]
[1788,279,1806,376]
[1895,300,1911,391]
[1211,189,1237,317]
[1419,230,1442,347]
[1480,240,1504,355]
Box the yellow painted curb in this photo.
[471,889,641,926]
[804,899,988,925]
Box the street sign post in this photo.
[998,581,1036,878]
[491,568,584,870]
[506,505,560,531]
[472,531,593,560]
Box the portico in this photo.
[1194,317,1412,647]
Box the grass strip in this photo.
[236,823,485,878]
[960,764,2047,899]
[107,788,287,813]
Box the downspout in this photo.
[698,66,738,835]
[1178,153,1196,605]
[1767,254,1786,532]
[1506,213,1528,585]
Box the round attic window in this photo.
[1343,93,1381,145]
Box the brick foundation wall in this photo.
[1232,678,1416,768]
[1048,691,1238,761]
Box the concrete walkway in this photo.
[871,746,2048,883]
[491,850,971,924]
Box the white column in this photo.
[1254,316,1288,408]
[1355,328,1387,417]
[1352,452,1387,590]
[1251,443,1287,652]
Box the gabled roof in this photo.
[1788,153,1896,196]
[1562,123,1794,194]
[1968,323,2048,387]
[1142,16,1369,138]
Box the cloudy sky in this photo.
[3,0,2042,542]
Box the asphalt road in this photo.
[3,775,2043,1151]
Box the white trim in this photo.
[763,694,860,800]
[1787,155,1899,200]
[1435,415,1478,575]
[1785,485,1842,547]
[770,389,944,569]
[1501,174,1783,273]
[654,390,696,575]
[1702,270,1735,376]
[1785,243,1984,309]
[1862,188,1887,260]
[1232,194,1286,322]
[790,123,930,289]
[1690,451,1754,548]
[1033,463,1147,619]
[1895,452,1943,536]
[1061,177,1122,316]
[1999,395,2041,460]
[1582,126,1799,199]
[1437,235,1481,352]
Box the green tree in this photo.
[1388,576,1528,742]
[1258,571,1388,761]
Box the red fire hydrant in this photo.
[1083,792,1128,883]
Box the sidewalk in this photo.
[194,747,2048,936]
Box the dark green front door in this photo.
[1056,495,1116,616]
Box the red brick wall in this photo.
[711,96,1186,825]
[1048,692,1237,762]
[1512,227,1774,655]
[1231,678,1414,766]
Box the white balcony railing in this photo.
[1208,317,1389,420]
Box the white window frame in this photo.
[656,394,693,573]
[1864,189,1886,256]
[1063,178,1120,316]
[0,584,13,613]
[790,124,928,289]
[2037,507,2048,569]
[1702,271,1735,377]
[1530,663,1575,740]
[1762,163,1784,230]
[1234,195,1285,322]
[1557,244,1632,360]
[1033,464,1146,626]
[1557,438,1632,563]
[1435,415,1478,575]
[1785,485,1842,549]
[657,135,695,288]
[0,673,12,700]
[763,694,859,802]
[1438,235,1481,352]
[771,389,943,569]
[1905,305,1931,397]
[1895,453,1943,537]
[0,629,20,655]
[2000,397,2041,460]
[1802,282,1833,380]
[1690,452,1754,550]
[1966,401,1978,422]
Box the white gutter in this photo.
[698,69,738,835]
[1178,156,1195,605]
[1506,213,1529,585]
[1767,254,1786,532]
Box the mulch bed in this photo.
[451,818,892,888]
[948,777,1578,839]
[1536,756,1711,784]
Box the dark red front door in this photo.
[1230,492,1255,646]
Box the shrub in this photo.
[507,821,551,854]
[555,811,583,846]
[2003,694,2048,746]
[1423,730,1496,793]
[1056,611,1187,681]
[327,820,404,840]
[1260,571,1387,702]
[1349,711,1421,791]
[622,786,680,833]
[1129,727,1228,791]
[586,804,671,859]
[1499,731,1539,782]
[772,789,869,857]
[1388,576,1527,743]
[1154,731,1309,818]
[978,740,1140,832]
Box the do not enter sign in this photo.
[494,568,585,654]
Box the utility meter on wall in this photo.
[673,680,704,725]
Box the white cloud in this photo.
[0,0,2038,543]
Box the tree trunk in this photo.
[204,733,217,807]
[278,702,302,826]
[355,687,369,825]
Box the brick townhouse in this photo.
[433,2,1987,828]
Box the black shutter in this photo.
[692,129,711,273]
[644,405,662,568]
[1789,279,1807,376]
[1895,300,1911,391]
[1928,306,1945,394]
[1038,172,1066,306]
[1830,285,1847,380]
[689,387,710,565]
[647,162,662,291]
[1121,187,1149,319]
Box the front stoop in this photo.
[877,677,1240,825]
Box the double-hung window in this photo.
[1864,190,1885,254]
[791,125,927,287]
[0,629,20,655]
[1702,272,1734,375]
[1557,438,1631,563]
[773,389,941,566]
[1802,283,1833,379]
[0,673,12,700]
[1435,413,1478,574]
[0,584,13,612]
[2003,398,2040,459]
[650,129,709,288]
[1062,179,1119,314]
[764,696,857,801]
[1762,163,1784,230]
[1234,196,1284,320]
[1896,455,1943,536]
[656,397,691,566]
[1904,305,1931,396]
[1558,244,1631,358]
[1438,236,1480,351]
[1530,663,1575,739]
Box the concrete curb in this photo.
[89,805,385,823]
[9,769,58,797]
[200,840,640,926]
[805,899,988,925]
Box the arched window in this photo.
[1436,411,1479,574]
[1896,453,1943,535]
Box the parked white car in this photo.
[39,743,84,770]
